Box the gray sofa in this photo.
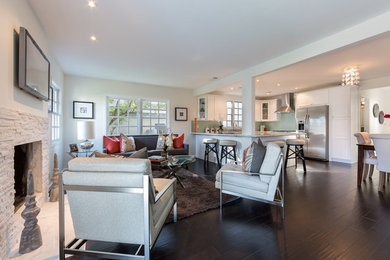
[103,134,189,157]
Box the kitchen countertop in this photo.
[192,131,299,138]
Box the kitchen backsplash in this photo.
[255,113,296,131]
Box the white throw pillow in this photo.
[259,143,281,175]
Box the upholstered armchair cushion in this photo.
[62,157,176,249]
[259,143,283,175]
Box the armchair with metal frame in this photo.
[59,157,177,260]
[215,143,285,219]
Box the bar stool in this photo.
[203,138,220,167]
[285,139,306,173]
[219,140,237,165]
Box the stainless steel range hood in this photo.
[275,93,294,113]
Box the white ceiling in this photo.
[28,0,390,88]
[214,32,390,97]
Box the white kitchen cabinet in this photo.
[213,95,227,121]
[256,99,277,121]
[197,95,222,121]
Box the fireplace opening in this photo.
[13,143,31,212]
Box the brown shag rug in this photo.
[153,168,238,222]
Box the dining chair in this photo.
[369,134,390,192]
[354,132,376,180]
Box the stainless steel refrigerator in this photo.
[296,105,329,161]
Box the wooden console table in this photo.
[357,144,375,186]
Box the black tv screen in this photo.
[18,27,50,101]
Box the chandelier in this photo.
[341,66,360,86]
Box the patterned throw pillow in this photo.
[120,133,136,153]
[244,141,266,173]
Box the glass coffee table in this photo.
[159,155,196,188]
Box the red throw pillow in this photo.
[103,136,120,154]
[173,133,184,149]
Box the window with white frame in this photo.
[224,100,242,127]
[107,97,168,135]
[51,86,60,141]
[234,101,242,127]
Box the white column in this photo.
[242,77,255,135]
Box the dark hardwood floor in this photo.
[70,159,390,260]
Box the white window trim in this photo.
[50,81,61,143]
[106,96,170,135]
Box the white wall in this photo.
[0,1,65,168]
[63,75,196,166]
[295,86,360,164]
[360,85,390,133]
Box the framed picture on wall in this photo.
[73,101,94,119]
[175,107,188,121]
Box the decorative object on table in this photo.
[77,121,95,150]
[217,121,223,133]
[379,111,384,124]
[49,153,59,202]
[373,104,379,117]
[175,107,188,121]
[205,127,210,133]
[119,133,136,153]
[69,143,78,152]
[193,117,198,132]
[73,101,94,119]
[210,127,215,134]
[19,170,42,254]
[156,134,165,150]
[162,134,174,158]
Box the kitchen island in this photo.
[192,131,299,165]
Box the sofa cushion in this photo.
[244,142,266,173]
[120,133,136,153]
[134,135,159,150]
[103,136,120,154]
[215,164,269,193]
[173,133,184,148]
[259,142,281,175]
[129,147,148,158]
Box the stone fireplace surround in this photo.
[0,108,49,259]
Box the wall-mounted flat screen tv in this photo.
[18,27,50,101]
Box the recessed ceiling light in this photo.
[90,35,97,41]
[256,79,260,82]
[294,87,299,90]
[266,91,271,95]
[277,83,281,87]
[88,0,97,8]
[230,87,234,90]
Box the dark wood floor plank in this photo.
[67,159,390,260]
